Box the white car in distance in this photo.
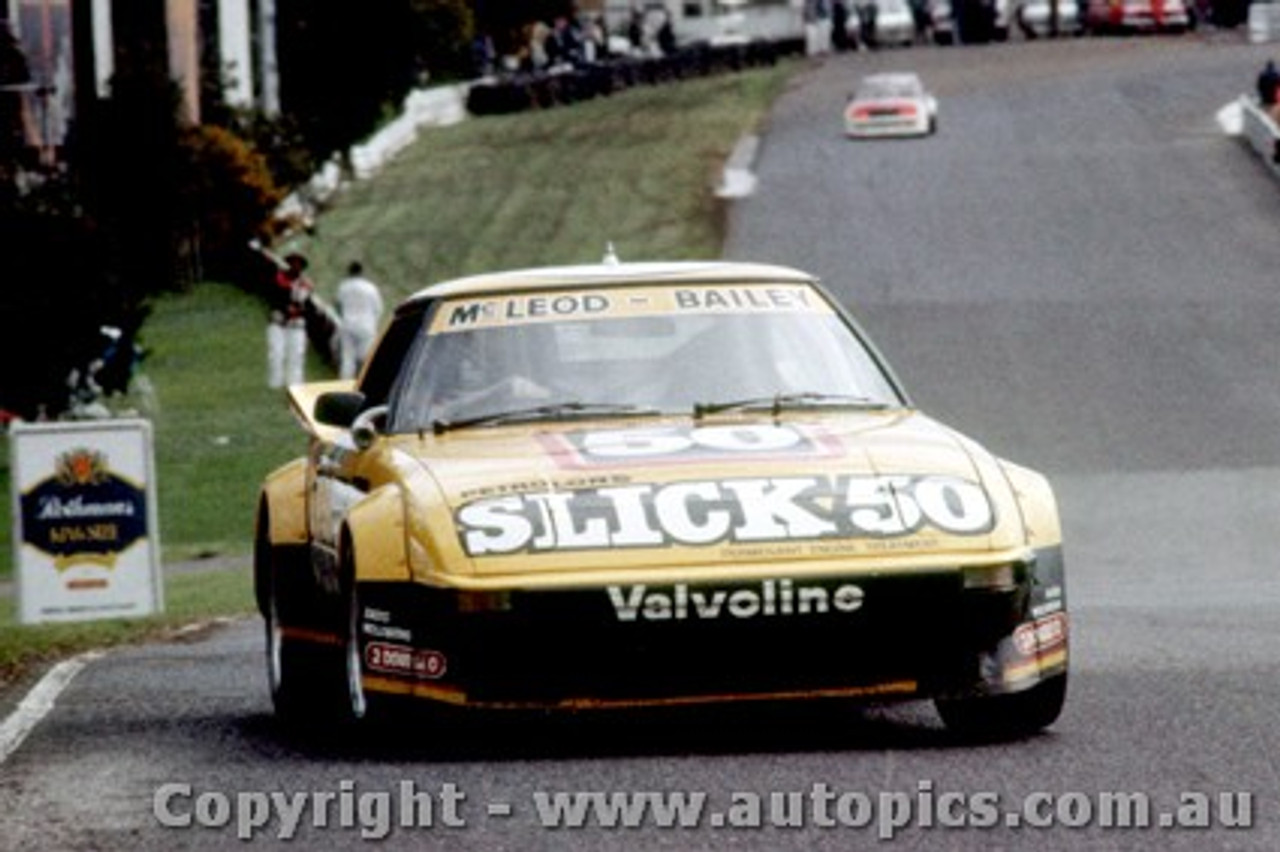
[844,72,939,138]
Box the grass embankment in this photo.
[0,61,799,684]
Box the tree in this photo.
[0,37,180,419]
[275,1,419,162]
[1,2,481,419]
[0,193,124,419]
[79,56,189,301]
[408,0,476,81]
[272,1,476,166]
[177,124,285,282]
[0,21,33,199]
[474,0,575,52]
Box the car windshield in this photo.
[856,76,921,100]
[386,282,905,433]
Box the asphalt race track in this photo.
[5,37,1280,851]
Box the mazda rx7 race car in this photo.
[255,259,1067,737]
[845,72,938,139]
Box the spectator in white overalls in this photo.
[335,261,385,381]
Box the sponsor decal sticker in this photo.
[608,578,865,622]
[541,424,844,469]
[429,285,831,334]
[1031,599,1064,619]
[361,609,413,642]
[1013,613,1069,657]
[670,286,817,312]
[439,293,613,331]
[456,474,994,556]
[364,642,447,680]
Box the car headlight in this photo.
[962,561,1024,590]
[456,589,513,613]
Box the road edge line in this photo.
[716,133,760,199]
[0,650,105,765]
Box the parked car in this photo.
[1016,0,1084,35]
[929,0,957,42]
[993,0,1014,38]
[861,0,919,45]
[947,0,1013,40]
[255,255,1068,738]
[845,71,939,138]
[1084,0,1190,31]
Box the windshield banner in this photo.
[429,284,831,334]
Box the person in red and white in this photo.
[268,253,314,388]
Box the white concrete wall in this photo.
[349,85,469,179]
[1236,94,1280,179]
[218,0,253,107]
[90,0,113,99]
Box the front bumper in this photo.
[355,547,1066,710]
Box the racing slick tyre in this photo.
[342,577,372,723]
[267,600,345,723]
[258,509,346,723]
[264,561,346,722]
[934,673,1067,740]
[339,539,391,725]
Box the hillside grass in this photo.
[290,65,798,304]
[0,61,799,681]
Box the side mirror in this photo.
[314,390,365,428]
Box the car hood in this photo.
[400,411,1029,578]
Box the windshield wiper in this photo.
[693,392,889,419]
[432,402,658,434]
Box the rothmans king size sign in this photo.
[9,419,163,624]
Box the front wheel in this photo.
[263,550,345,721]
[258,503,347,723]
[339,541,394,724]
[343,577,371,722]
[266,593,342,721]
[935,673,1067,739]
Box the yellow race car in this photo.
[254,258,1067,737]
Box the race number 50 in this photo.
[580,425,806,459]
[844,475,994,537]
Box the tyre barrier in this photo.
[466,38,804,117]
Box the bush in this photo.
[177,124,285,282]
[0,67,284,418]
[235,111,318,196]
[0,197,129,420]
[81,59,188,297]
